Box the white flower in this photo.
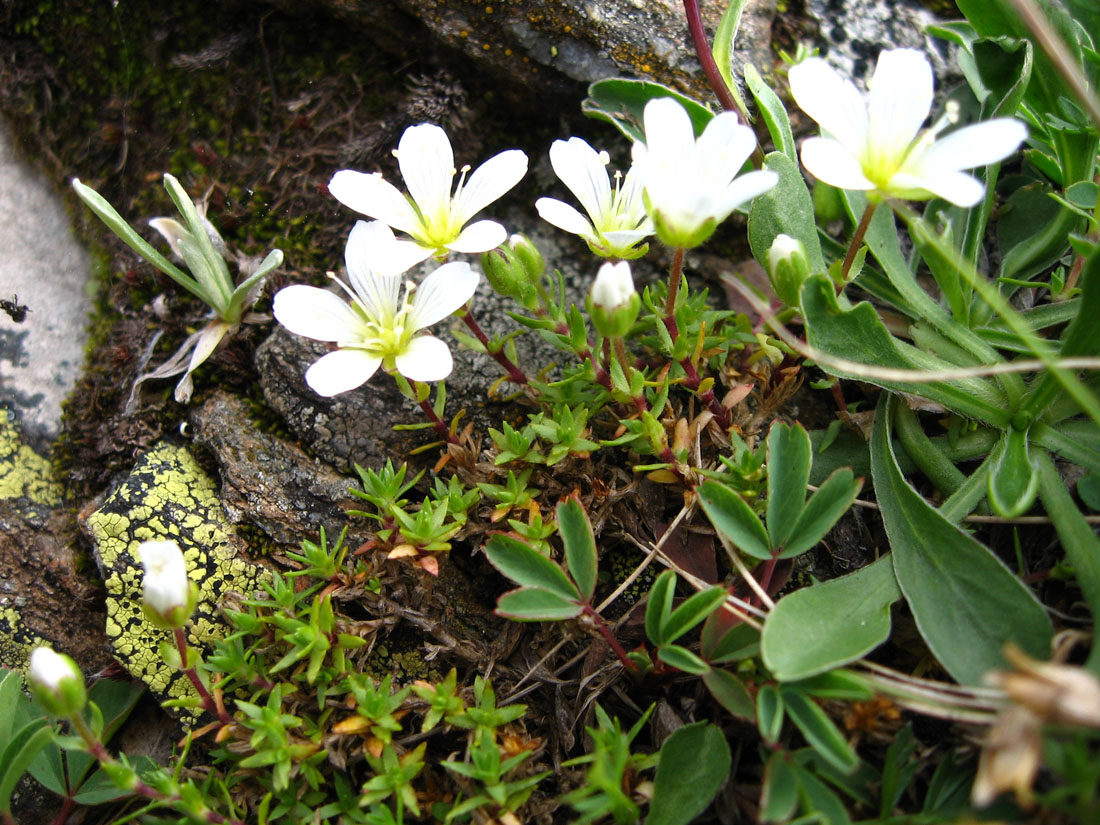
[29,646,86,716]
[328,124,528,263]
[631,97,777,248]
[274,220,479,396]
[140,540,192,626]
[788,48,1028,207]
[535,137,654,259]
[590,260,635,310]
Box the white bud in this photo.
[28,646,86,716]
[590,261,635,310]
[140,540,193,628]
[767,234,805,275]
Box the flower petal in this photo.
[397,124,455,223]
[788,57,869,157]
[452,149,529,224]
[713,169,779,219]
[305,348,382,396]
[274,284,363,342]
[329,170,420,236]
[535,197,596,238]
[345,221,402,319]
[602,228,653,247]
[548,138,611,223]
[409,261,480,329]
[446,219,508,254]
[642,97,697,163]
[395,335,454,382]
[867,49,933,166]
[698,114,757,185]
[910,118,1028,176]
[894,170,986,207]
[799,137,876,191]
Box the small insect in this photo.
[1,295,29,323]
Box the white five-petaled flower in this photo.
[535,137,654,259]
[631,97,778,249]
[788,48,1028,207]
[273,220,479,396]
[139,540,193,627]
[328,123,528,263]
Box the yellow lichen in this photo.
[0,409,62,507]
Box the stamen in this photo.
[453,163,472,196]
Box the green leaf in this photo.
[558,497,597,603]
[648,722,731,825]
[780,689,857,774]
[760,752,799,823]
[645,569,678,646]
[696,480,771,560]
[701,616,759,664]
[762,556,900,681]
[656,644,711,675]
[788,670,874,702]
[485,534,581,602]
[756,684,784,744]
[988,427,1040,517]
[582,79,713,143]
[711,0,749,111]
[800,274,1010,427]
[0,670,26,744]
[660,586,728,646]
[0,720,54,814]
[495,588,583,621]
[781,468,862,559]
[702,669,755,721]
[744,64,796,164]
[71,757,156,805]
[1077,473,1100,510]
[748,152,826,275]
[766,422,812,550]
[871,395,1052,685]
[791,759,853,825]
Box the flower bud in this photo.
[766,234,811,307]
[587,261,641,338]
[139,540,196,630]
[481,235,543,310]
[28,646,86,717]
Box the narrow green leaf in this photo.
[760,752,799,823]
[0,721,54,814]
[646,569,678,646]
[800,274,1010,427]
[871,395,1052,685]
[582,79,713,143]
[648,722,731,825]
[656,644,711,675]
[697,480,771,559]
[780,689,857,774]
[781,468,862,559]
[988,427,1039,517]
[791,761,854,825]
[0,670,24,744]
[162,173,232,308]
[879,725,919,818]
[711,0,748,107]
[703,669,755,721]
[701,613,759,664]
[485,534,581,603]
[762,555,899,681]
[71,758,155,805]
[660,586,728,645]
[766,422,812,550]
[744,64,797,163]
[787,670,874,701]
[748,152,826,275]
[756,684,784,744]
[495,588,583,622]
[558,496,597,603]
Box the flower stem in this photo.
[460,306,529,384]
[663,247,686,338]
[841,202,877,284]
[174,627,232,726]
[681,0,743,118]
[417,396,461,445]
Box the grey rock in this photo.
[189,391,369,547]
[0,118,91,452]
[260,0,777,102]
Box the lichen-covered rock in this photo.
[83,442,268,707]
[259,0,777,102]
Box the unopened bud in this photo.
[481,235,543,309]
[766,234,811,306]
[587,261,641,338]
[140,540,196,630]
[28,646,86,717]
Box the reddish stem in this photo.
[461,308,528,384]
[583,605,638,672]
[174,627,232,726]
[681,0,739,114]
[841,202,877,285]
[418,397,461,445]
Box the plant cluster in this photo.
[13,0,1100,823]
